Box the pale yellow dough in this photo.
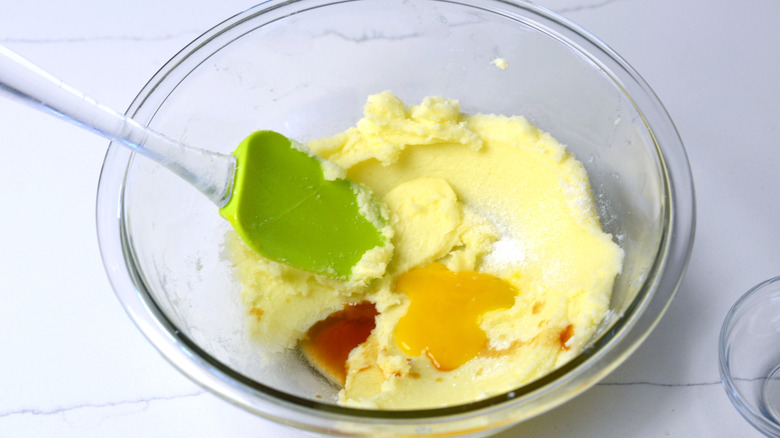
[226,91,624,409]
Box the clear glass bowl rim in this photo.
[95,0,696,431]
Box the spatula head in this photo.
[219,130,390,280]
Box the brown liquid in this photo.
[559,324,574,349]
[299,301,378,386]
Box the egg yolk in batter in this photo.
[395,263,516,371]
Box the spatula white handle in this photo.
[0,44,235,207]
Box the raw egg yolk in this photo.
[395,263,516,371]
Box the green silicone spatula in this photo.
[0,45,390,281]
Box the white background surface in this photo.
[1,0,778,436]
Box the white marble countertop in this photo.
[1,0,778,436]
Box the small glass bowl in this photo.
[720,276,780,437]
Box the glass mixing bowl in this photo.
[96,0,695,435]
[720,276,780,437]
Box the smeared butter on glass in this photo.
[492,57,509,70]
[226,91,624,409]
